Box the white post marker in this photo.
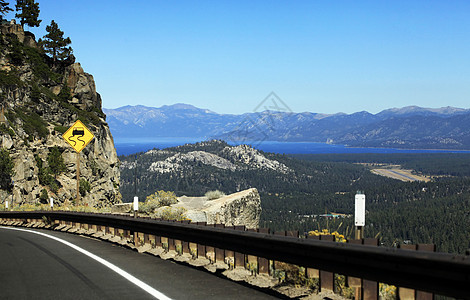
[5,200,8,210]
[355,192,365,239]
[355,192,365,226]
[50,197,54,210]
[133,196,138,218]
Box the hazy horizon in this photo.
[103,102,470,116]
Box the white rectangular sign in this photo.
[355,193,365,226]
[133,196,139,211]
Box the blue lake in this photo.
[114,138,470,156]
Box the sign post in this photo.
[355,191,365,240]
[62,120,94,205]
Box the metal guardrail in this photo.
[1,211,469,299]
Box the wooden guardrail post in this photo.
[319,235,335,292]
[224,226,235,268]
[215,224,225,263]
[196,222,207,259]
[273,231,287,280]
[347,239,363,299]
[144,233,150,247]
[398,244,435,300]
[180,220,191,256]
[306,235,320,282]
[398,244,417,300]
[415,244,435,300]
[204,222,215,262]
[257,228,270,275]
[234,225,246,268]
[362,238,379,300]
[247,228,258,274]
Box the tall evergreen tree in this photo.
[15,0,41,28]
[41,20,72,63]
[0,0,13,16]
[47,146,66,178]
[0,148,14,191]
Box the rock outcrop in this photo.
[221,144,291,173]
[144,143,291,174]
[170,188,261,229]
[0,22,121,207]
[148,150,236,173]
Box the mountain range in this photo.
[103,104,470,150]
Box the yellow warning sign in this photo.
[62,120,94,153]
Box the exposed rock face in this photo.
[0,22,121,207]
[144,143,290,174]
[149,150,236,173]
[171,188,261,229]
[221,145,291,173]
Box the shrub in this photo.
[145,190,177,207]
[156,207,188,221]
[53,125,68,134]
[0,70,23,89]
[79,179,91,196]
[14,108,49,139]
[205,190,226,200]
[39,189,48,203]
[0,123,15,136]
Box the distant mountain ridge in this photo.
[103,104,470,150]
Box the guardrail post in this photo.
[106,226,113,237]
[347,239,362,299]
[234,225,246,268]
[397,244,435,300]
[398,244,417,300]
[274,231,287,280]
[155,233,162,250]
[182,240,190,255]
[306,235,320,281]
[319,235,335,292]
[148,234,156,248]
[179,220,191,256]
[116,228,122,239]
[168,237,176,252]
[196,222,206,259]
[247,229,258,274]
[415,244,435,300]
[134,232,144,247]
[215,224,225,263]
[174,239,182,255]
[257,228,270,275]
[362,238,379,300]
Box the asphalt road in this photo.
[0,227,279,300]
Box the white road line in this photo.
[1,227,172,300]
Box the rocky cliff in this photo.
[0,21,121,207]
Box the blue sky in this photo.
[6,1,470,114]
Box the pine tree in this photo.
[15,0,41,28]
[0,0,13,16]
[40,20,72,63]
[47,146,66,178]
[0,148,15,191]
